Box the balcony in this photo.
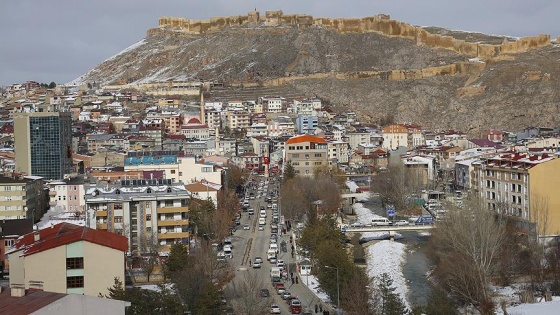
[158,219,189,227]
[158,231,189,239]
[96,223,108,230]
[157,206,188,214]
[95,210,108,217]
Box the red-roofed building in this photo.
[181,118,209,140]
[285,135,329,176]
[0,286,129,314]
[7,223,127,296]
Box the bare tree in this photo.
[228,271,272,315]
[370,163,424,215]
[430,194,507,315]
[525,194,550,295]
[139,231,161,282]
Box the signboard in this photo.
[263,156,270,165]
[387,205,395,217]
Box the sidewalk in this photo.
[282,231,337,315]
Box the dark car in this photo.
[261,288,270,297]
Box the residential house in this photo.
[225,111,250,131]
[231,152,261,171]
[0,175,47,222]
[296,115,318,134]
[7,223,127,296]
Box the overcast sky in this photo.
[2,0,559,86]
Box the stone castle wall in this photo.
[153,11,550,59]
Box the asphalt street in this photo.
[228,176,324,314]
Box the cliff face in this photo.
[72,12,560,133]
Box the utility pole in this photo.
[324,265,340,315]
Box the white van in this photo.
[259,218,266,226]
[269,243,278,252]
[260,210,267,218]
[371,217,392,226]
[267,249,276,261]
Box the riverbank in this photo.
[352,202,410,309]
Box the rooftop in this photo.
[8,223,128,257]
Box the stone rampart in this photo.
[154,12,550,59]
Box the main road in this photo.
[228,175,321,314]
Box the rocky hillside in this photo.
[71,14,560,133]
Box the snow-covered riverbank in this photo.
[353,202,410,309]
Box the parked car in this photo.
[281,291,291,300]
[290,299,302,314]
[252,261,261,269]
[243,224,250,230]
[261,288,270,297]
[254,256,263,264]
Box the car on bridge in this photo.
[393,220,409,226]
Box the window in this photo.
[66,257,84,269]
[4,239,14,247]
[314,153,322,158]
[171,170,176,174]
[67,276,84,288]
[292,154,299,158]
[114,216,123,223]
[146,214,151,221]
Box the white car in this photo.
[393,220,409,226]
[252,261,261,269]
[276,260,285,269]
[258,225,264,231]
[270,304,281,314]
[243,224,250,230]
[254,256,263,264]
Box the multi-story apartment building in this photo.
[48,176,87,213]
[124,152,222,186]
[474,153,560,237]
[8,223,127,296]
[382,124,424,150]
[259,96,285,113]
[285,135,329,176]
[345,131,371,150]
[14,112,73,180]
[204,110,222,131]
[158,110,182,134]
[139,119,164,149]
[225,111,250,131]
[85,179,190,254]
[268,117,295,137]
[247,123,268,137]
[328,141,351,164]
[296,115,318,134]
[181,118,210,140]
[0,175,46,222]
[231,152,262,171]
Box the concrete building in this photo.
[85,179,190,254]
[47,176,87,213]
[296,115,318,134]
[0,175,46,222]
[382,124,424,150]
[225,111,250,131]
[328,141,351,164]
[285,135,329,176]
[181,118,210,140]
[402,155,436,185]
[474,153,560,237]
[124,153,223,186]
[14,112,73,180]
[7,223,127,296]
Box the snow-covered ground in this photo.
[504,298,560,315]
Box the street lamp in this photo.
[324,265,340,315]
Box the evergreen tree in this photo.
[283,161,296,181]
[48,81,56,88]
[376,273,408,315]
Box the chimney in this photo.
[33,224,40,242]
[10,284,26,297]
[200,90,206,124]
[29,281,44,291]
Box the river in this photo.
[363,197,433,307]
